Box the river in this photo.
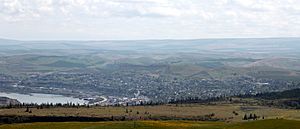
[0,92,88,105]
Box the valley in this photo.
[1,38,300,105]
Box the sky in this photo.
[0,0,300,40]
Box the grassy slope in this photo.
[227,119,300,129]
[1,104,300,122]
[0,119,299,129]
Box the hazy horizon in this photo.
[1,36,300,42]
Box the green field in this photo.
[0,119,299,129]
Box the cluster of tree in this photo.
[125,108,150,115]
[168,95,230,104]
[1,102,90,109]
[0,116,115,124]
[238,88,300,100]
[1,100,168,109]
[0,113,224,124]
[2,95,234,109]
[282,99,300,109]
[243,113,261,120]
[232,111,239,116]
[236,88,300,109]
[124,101,164,106]
[25,106,32,113]
[148,114,220,121]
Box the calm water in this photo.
[0,92,88,105]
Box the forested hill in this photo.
[252,88,300,100]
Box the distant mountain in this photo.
[0,97,21,106]
[244,58,300,70]
[1,37,300,52]
[0,38,26,51]
[0,38,21,44]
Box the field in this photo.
[0,119,300,129]
[1,103,299,122]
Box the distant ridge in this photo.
[0,97,21,106]
[1,37,300,42]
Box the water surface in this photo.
[0,92,88,105]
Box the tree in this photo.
[8,102,12,109]
[253,114,258,120]
[233,111,239,116]
[243,114,248,120]
[249,114,253,119]
[111,116,114,121]
[25,106,29,112]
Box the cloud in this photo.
[0,0,300,40]
[0,0,200,20]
